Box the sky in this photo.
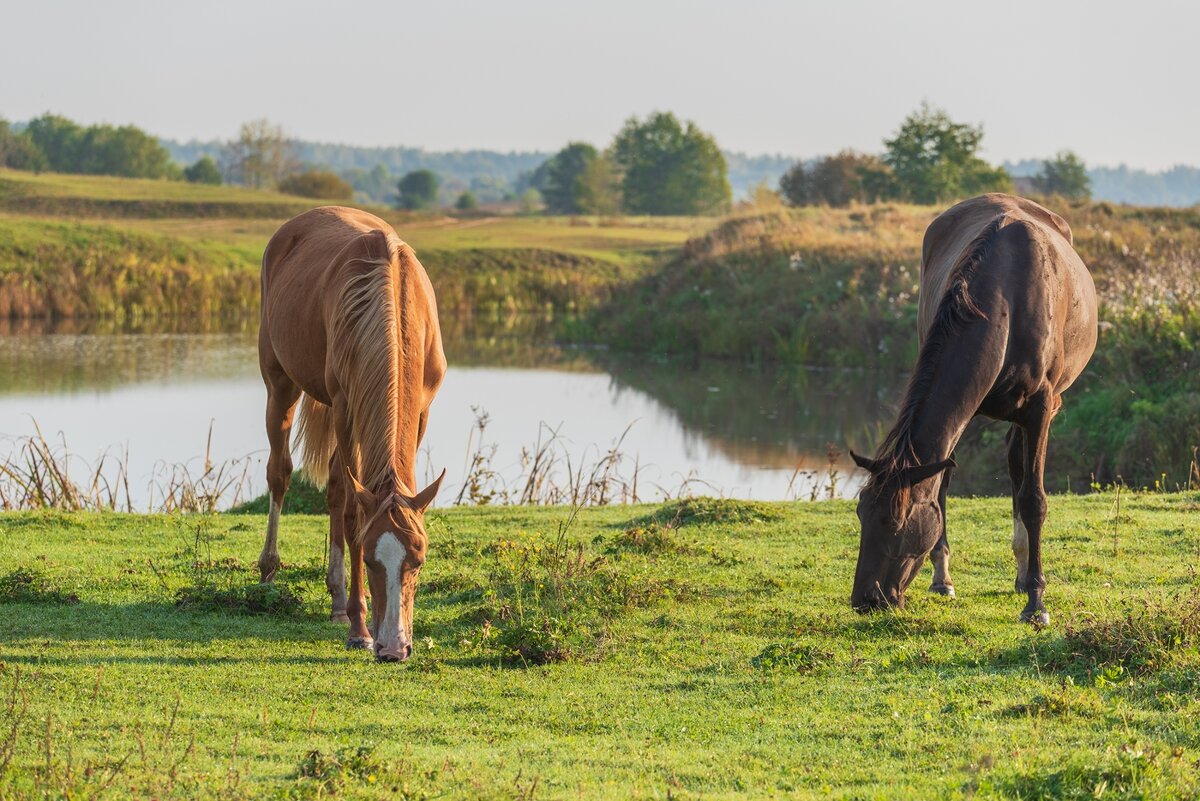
[3,0,1195,170]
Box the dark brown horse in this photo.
[258,206,446,662]
[850,194,1097,624]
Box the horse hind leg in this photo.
[1015,396,1054,625]
[260,373,301,583]
[1005,423,1030,594]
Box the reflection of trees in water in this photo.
[596,353,904,468]
[438,313,598,371]
[0,319,259,395]
[596,355,1026,496]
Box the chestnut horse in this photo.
[850,194,1097,624]
[258,206,446,662]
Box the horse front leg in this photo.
[928,460,955,598]
[326,451,349,623]
[1016,397,1055,624]
[332,394,373,650]
[260,374,300,583]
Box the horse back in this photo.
[260,207,443,404]
[919,194,1097,397]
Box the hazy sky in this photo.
[3,0,1195,169]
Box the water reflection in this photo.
[1,316,915,507]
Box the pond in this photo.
[0,317,910,509]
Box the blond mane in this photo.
[328,239,403,496]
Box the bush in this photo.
[397,169,439,210]
[183,155,222,185]
[278,169,353,200]
[455,191,478,211]
[779,150,894,207]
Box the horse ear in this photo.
[410,469,446,513]
[850,450,882,472]
[902,458,956,486]
[345,467,374,510]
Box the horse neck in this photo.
[890,327,1002,470]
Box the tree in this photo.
[455,191,478,211]
[184,155,222,184]
[25,114,85,172]
[278,169,353,200]
[518,187,543,214]
[538,143,591,214]
[396,169,440,210]
[883,104,1011,204]
[77,124,176,179]
[1032,151,1091,199]
[576,153,620,215]
[610,112,730,215]
[0,120,46,171]
[222,119,296,189]
[779,150,895,207]
[25,114,175,178]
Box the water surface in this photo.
[0,318,908,508]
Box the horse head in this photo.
[346,467,445,662]
[848,451,954,612]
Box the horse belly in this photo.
[261,269,332,402]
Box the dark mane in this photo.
[866,216,1007,506]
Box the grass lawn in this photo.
[2,492,1198,799]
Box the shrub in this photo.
[278,169,353,201]
[183,155,222,185]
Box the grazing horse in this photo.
[850,194,1097,624]
[258,206,447,662]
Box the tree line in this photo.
[1,107,1092,211]
[0,114,357,201]
[393,111,732,216]
[778,104,1090,207]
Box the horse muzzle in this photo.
[374,641,413,663]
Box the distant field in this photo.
[0,169,708,318]
[1,492,1197,798]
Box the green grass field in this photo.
[2,493,1198,799]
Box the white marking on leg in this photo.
[1012,516,1030,585]
[260,498,281,579]
[327,542,347,613]
[932,549,950,586]
[266,499,281,547]
[373,532,408,658]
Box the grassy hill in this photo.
[2,492,1198,798]
[0,169,707,320]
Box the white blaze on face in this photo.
[373,532,408,653]
[1012,517,1030,583]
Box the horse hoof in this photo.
[346,637,374,651]
[330,611,350,624]
[929,583,956,599]
[1020,609,1050,626]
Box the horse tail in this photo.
[294,394,336,488]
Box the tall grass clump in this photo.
[0,423,253,513]
[471,515,665,665]
[1028,588,1200,679]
